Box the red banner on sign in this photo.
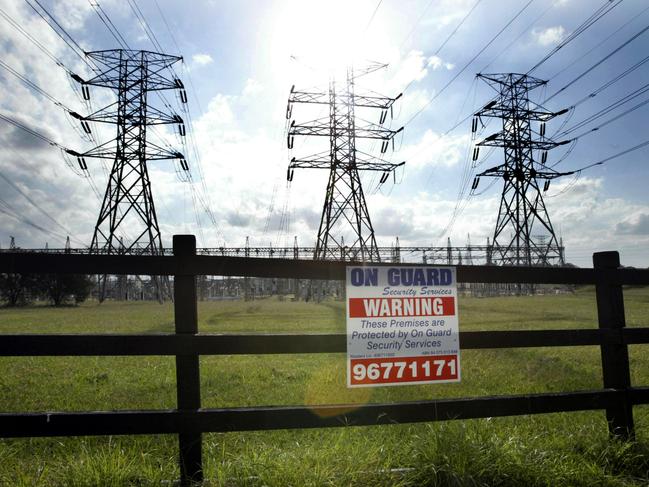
[350,355,459,385]
[348,297,455,318]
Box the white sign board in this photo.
[346,266,461,387]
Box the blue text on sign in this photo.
[350,267,453,287]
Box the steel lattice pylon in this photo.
[67,49,189,299]
[286,65,404,262]
[472,73,574,267]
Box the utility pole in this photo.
[471,73,574,268]
[286,64,405,262]
[67,49,189,301]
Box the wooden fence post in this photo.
[593,251,634,440]
[173,235,203,484]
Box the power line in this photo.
[400,0,483,94]
[526,0,623,75]
[152,0,182,53]
[0,59,94,142]
[363,0,383,34]
[0,6,68,71]
[0,112,64,148]
[0,113,105,218]
[579,139,649,172]
[0,3,99,144]
[570,53,649,109]
[32,0,86,53]
[127,0,164,52]
[0,60,72,111]
[0,194,79,246]
[24,0,87,62]
[431,0,631,141]
[480,0,557,72]
[87,0,130,49]
[405,0,639,206]
[569,96,649,142]
[558,81,649,138]
[382,0,637,247]
[432,0,483,57]
[550,2,649,81]
[0,156,83,245]
[543,22,649,104]
[404,0,535,126]
[399,0,438,50]
[148,3,223,241]
[3,4,123,244]
[1,10,109,206]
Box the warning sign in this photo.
[346,266,461,388]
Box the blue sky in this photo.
[0,0,648,267]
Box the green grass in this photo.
[1,287,649,485]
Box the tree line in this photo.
[0,273,94,307]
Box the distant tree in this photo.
[40,274,94,306]
[0,273,39,307]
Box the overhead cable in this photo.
[579,139,649,171]
[24,0,87,62]
[0,112,64,148]
[0,60,72,112]
[404,0,534,126]
[543,22,649,104]
[0,6,68,71]
[559,81,649,137]
[526,0,623,75]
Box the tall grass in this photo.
[0,287,648,485]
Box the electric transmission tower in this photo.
[66,49,189,299]
[286,64,404,262]
[471,73,573,267]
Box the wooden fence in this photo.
[0,234,648,485]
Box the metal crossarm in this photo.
[286,66,405,262]
[288,119,403,140]
[471,73,572,270]
[67,49,189,301]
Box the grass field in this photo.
[1,286,649,485]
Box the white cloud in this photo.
[392,50,429,88]
[401,129,469,169]
[395,87,433,122]
[381,51,454,95]
[191,53,214,67]
[242,78,263,98]
[535,177,649,265]
[364,175,649,267]
[617,213,649,235]
[532,26,566,47]
[423,0,479,30]
[199,94,235,129]
[427,55,455,71]
[52,0,95,31]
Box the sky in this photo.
[0,0,648,267]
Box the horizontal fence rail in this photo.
[3,388,649,439]
[1,251,648,285]
[1,236,648,485]
[2,251,649,285]
[2,328,649,357]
